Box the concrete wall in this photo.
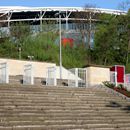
[0,58,111,86]
[86,66,110,86]
[0,58,56,78]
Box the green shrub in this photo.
[117,84,127,91]
[102,81,115,88]
[117,84,123,89]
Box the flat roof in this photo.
[84,64,111,68]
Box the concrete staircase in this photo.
[0,85,130,130]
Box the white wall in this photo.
[86,66,110,86]
[0,58,56,78]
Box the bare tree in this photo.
[73,4,99,49]
[72,4,99,64]
[118,0,130,10]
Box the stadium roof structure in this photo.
[0,6,127,14]
[0,6,127,22]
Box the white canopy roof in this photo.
[0,6,127,15]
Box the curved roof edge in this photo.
[0,6,127,15]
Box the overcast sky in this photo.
[0,0,125,10]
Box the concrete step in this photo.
[0,112,129,118]
[0,91,124,97]
[0,103,128,110]
[0,105,127,110]
[0,85,118,94]
[0,97,127,103]
[1,115,130,122]
[0,120,130,127]
[0,90,116,97]
[0,96,125,103]
[0,109,129,115]
[0,123,130,130]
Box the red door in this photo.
[116,66,125,83]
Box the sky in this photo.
[0,0,125,10]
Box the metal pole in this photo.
[66,11,68,31]
[59,13,62,79]
[19,47,21,59]
[40,11,43,32]
[88,12,92,49]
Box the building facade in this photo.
[0,6,127,47]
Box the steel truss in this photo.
[0,7,126,28]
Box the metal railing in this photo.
[68,68,87,87]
